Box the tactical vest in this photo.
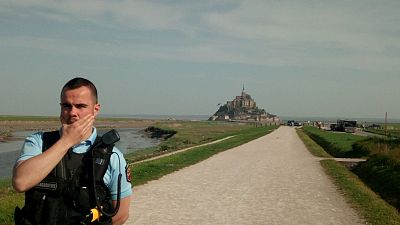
[14,131,113,225]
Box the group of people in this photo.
[12,77,132,225]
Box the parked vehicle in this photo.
[331,120,357,132]
[287,120,302,126]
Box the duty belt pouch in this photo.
[15,189,71,225]
[14,206,32,225]
[14,188,47,225]
[43,195,70,225]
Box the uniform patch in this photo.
[125,165,132,183]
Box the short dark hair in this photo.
[61,77,98,103]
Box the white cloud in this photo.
[204,1,399,48]
[2,0,186,30]
[201,0,400,71]
[1,0,399,73]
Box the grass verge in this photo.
[302,126,368,157]
[0,179,24,225]
[131,125,276,186]
[321,160,400,225]
[296,128,332,158]
[126,121,261,163]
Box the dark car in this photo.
[287,120,302,126]
[293,121,302,126]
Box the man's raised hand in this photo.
[61,114,94,147]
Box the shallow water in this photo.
[0,128,160,179]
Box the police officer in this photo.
[13,77,132,225]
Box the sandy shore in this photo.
[127,126,365,225]
[0,119,155,141]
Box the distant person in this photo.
[12,77,132,225]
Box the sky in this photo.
[1,0,399,120]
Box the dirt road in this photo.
[127,126,365,225]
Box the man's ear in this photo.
[94,103,100,117]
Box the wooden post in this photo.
[385,112,388,152]
[385,112,388,136]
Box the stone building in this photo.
[227,89,256,110]
[209,87,280,122]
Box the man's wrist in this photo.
[58,136,76,151]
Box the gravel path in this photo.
[127,126,365,225]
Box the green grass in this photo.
[296,128,332,158]
[0,179,24,225]
[131,125,276,186]
[126,121,258,162]
[321,160,400,225]
[302,126,368,157]
[363,123,400,138]
[353,154,400,210]
[353,137,400,157]
[365,128,400,138]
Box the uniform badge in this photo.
[125,165,132,183]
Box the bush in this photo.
[354,154,400,210]
[353,137,400,159]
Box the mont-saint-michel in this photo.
[209,87,280,123]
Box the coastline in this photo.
[0,119,156,140]
[0,119,160,179]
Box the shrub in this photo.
[353,137,400,159]
[354,154,400,210]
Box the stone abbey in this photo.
[209,87,280,122]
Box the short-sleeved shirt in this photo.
[16,127,132,200]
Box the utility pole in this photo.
[384,112,388,152]
[385,112,388,136]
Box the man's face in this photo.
[60,86,100,124]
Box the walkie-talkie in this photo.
[86,129,122,223]
[92,129,120,182]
